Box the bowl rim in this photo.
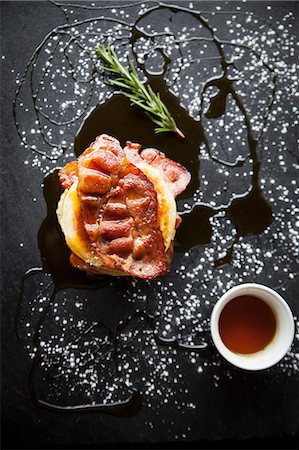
[210,283,295,370]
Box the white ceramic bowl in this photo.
[210,283,295,370]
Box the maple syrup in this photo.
[219,295,277,354]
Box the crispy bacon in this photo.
[58,134,190,279]
[124,143,191,198]
[124,141,190,234]
[140,148,191,197]
[123,141,142,165]
[59,161,78,190]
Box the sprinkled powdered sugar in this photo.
[13,0,298,432]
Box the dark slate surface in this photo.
[1,1,298,449]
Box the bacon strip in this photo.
[124,142,191,198]
[59,134,168,279]
[140,148,191,197]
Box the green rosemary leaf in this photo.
[95,44,185,138]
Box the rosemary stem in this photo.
[175,127,185,139]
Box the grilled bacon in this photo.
[58,134,190,279]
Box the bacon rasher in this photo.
[58,134,190,279]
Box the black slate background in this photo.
[1,1,299,449]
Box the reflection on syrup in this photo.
[36,393,143,416]
[16,2,279,414]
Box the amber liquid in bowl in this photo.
[219,295,277,354]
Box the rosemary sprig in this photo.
[95,44,185,138]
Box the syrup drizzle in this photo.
[14,2,298,415]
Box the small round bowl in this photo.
[210,283,295,370]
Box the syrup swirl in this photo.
[14,2,299,415]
